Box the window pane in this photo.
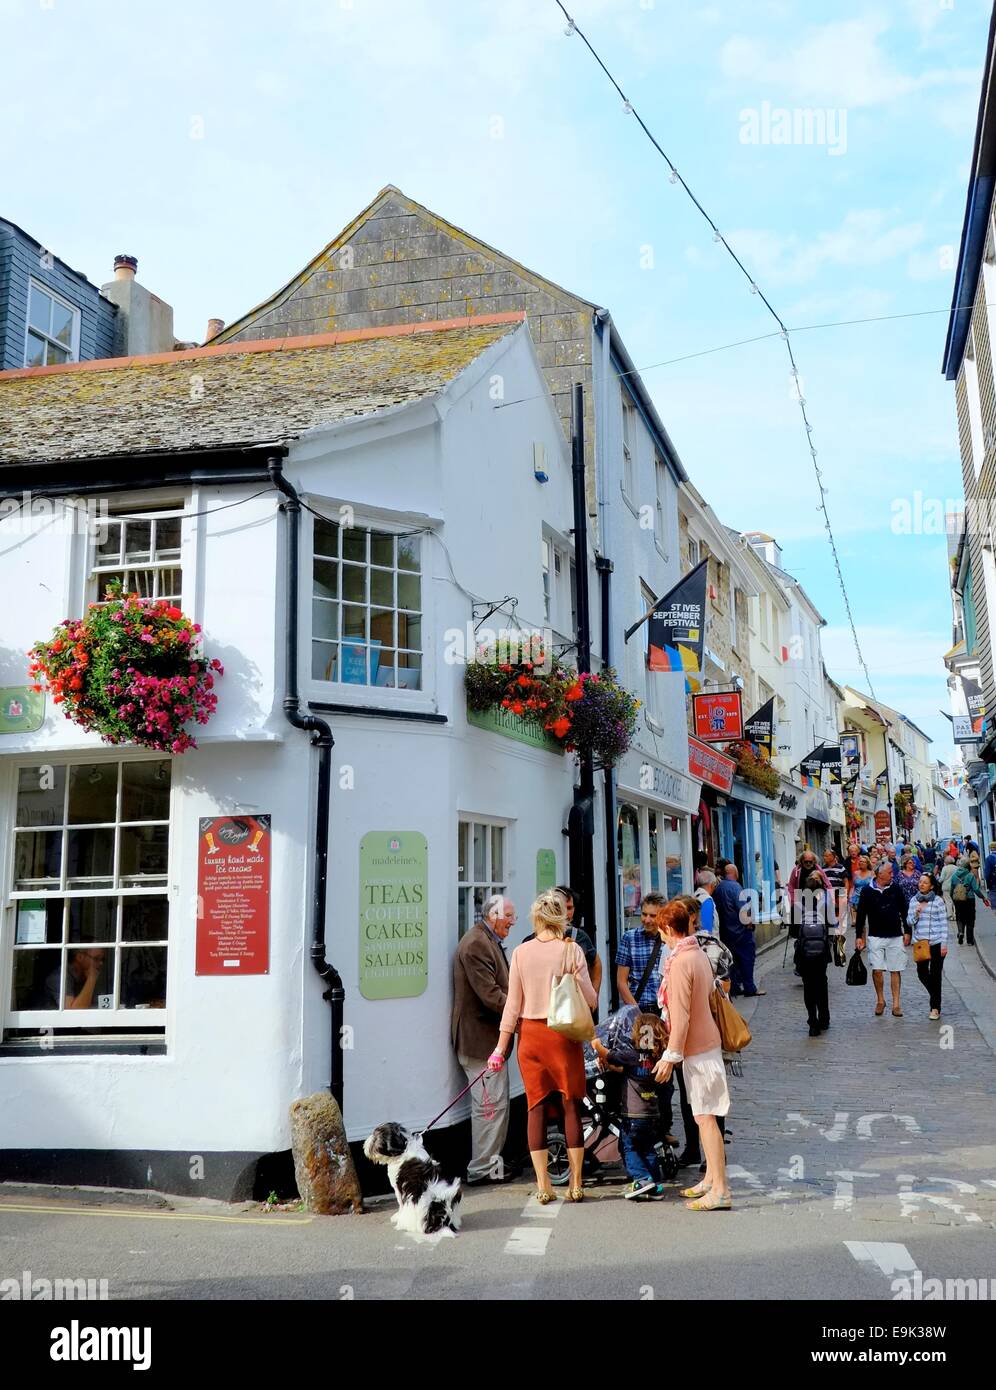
[398,614,421,651]
[457,823,468,881]
[312,642,338,681]
[14,831,62,888]
[370,532,394,567]
[45,341,69,366]
[473,886,487,923]
[96,519,122,561]
[157,568,182,602]
[121,946,167,1009]
[314,518,339,558]
[313,559,338,601]
[28,284,52,331]
[342,564,366,603]
[154,516,182,559]
[119,824,169,885]
[11,948,61,1011]
[313,600,339,640]
[397,537,419,572]
[15,899,63,945]
[64,947,114,1008]
[374,649,396,687]
[473,823,486,881]
[458,888,469,938]
[370,568,394,606]
[65,828,114,889]
[342,605,365,639]
[398,573,421,611]
[122,896,169,942]
[126,569,156,599]
[342,529,366,562]
[68,764,117,825]
[95,570,124,601]
[123,520,152,564]
[492,827,504,881]
[24,332,46,367]
[16,764,65,827]
[68,896,117,944]
[370,608,394,646]
[51,299,74,346]
[395,651,421,689]
[121,761,171,822]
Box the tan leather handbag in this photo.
[912,939,931,963]
[547,941,595,1042]
[709,984,752,1052]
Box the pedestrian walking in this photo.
[693,870,718,932]
[908,872,948,1020]
[984,842,996,896]
[896,855,921,911]
[616,892,667,1012]
[793,871,832,1036]
[849,854,873,928]
[490,890,597,1203]
[822,849,849,943]
[951,856,989,946]
[451,894,517,1185]
[854,862,910,1018]
[714,865,764,998]
[653,899,732,1211]
[938,853,958,926]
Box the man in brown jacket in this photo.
[451,895,516,1184]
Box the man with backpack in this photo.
[794,870,833,1036]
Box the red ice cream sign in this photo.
[196,815,271,976]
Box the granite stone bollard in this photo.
[289,1092,363,1215]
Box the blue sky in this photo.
[1,0,989,759]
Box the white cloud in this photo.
[720,16,976,110]
[721,210,925,286]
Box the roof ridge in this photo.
[0,312,525,383]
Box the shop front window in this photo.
[618,803,642,929]
[7,759,170,1033]
[457,820,507,937]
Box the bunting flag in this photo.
[743,696,775,757]
[819,743,842,784]
[628,558,708,694]
[799,745,826,789]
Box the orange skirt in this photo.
[517,1018,587,1108]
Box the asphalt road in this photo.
[2,922,995,1301]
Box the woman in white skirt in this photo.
[653,899,731,1211]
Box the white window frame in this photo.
[310,510,424,695]
[621,392,636,502]
[687,536,700,570]
[457,817,509,938]
[542,537,552,624]
[641,579,663,726]
[2,753,172,1036]
[24,278,81,368]
[87,501,185,608]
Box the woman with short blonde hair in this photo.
[489,890,597,1203]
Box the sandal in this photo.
[685,1193,732,1211]
[566,1187,584,1203]
[681,1181,711,1198]
[892,1007,903,1017]
[534,1190,554,1205]
[874,1001,885,1016]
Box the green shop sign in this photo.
[536,848,557,893]
[359,831,428,1000]
[467,703,563,753]
[0,687,45,735]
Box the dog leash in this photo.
[418,1066,491,1136]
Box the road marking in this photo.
[830,1169,881,1212]
[896,1175,982,1224]
[845,1241,920,1278]
[786,1111,850,1143]
[726,1165,764,1191]
[856,1113,921,1139]
[0,1202,311,1226]
[504,1227,552,1256]
[521,1194,563,1219]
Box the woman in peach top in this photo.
[653,899,732,1211]
[488,890,597,1203]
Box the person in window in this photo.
[42,949,106,1010]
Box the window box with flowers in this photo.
[28,585,223,754]
[725,740,780,799]
[464,652,639,768]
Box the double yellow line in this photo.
[0,1201,312,1226]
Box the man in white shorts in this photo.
[854,861,910,1018]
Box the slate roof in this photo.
[0,314,523,465]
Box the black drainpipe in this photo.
[596,554,620,1010]
[267,457,345,1113]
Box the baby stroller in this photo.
[547,1004,680,1187]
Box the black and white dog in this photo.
[363,1123,462,1236]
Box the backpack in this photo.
[797,917,829,961]
[952,873,969,903]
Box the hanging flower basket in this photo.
[892,789,915,833]
[28,585,223,753]
[464,653,639,767]
[725,740,780,799]
[844,800,864,835]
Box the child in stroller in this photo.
[546,1004,680,1195]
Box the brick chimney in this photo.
[101,254,174,357]
[204,318,225,343]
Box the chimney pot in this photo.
[113,254,138,280]
[205,318,225,343]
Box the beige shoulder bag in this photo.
[547,940,595,1042]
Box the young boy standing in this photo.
[592,1011,671,1199]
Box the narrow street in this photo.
[4,923,994,1301]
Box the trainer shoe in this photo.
[624,1178,657,1200]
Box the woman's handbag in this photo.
[912,938,932,963]
[845,950,868,986]
[708,984,752,1052]
[547,942,595,1042]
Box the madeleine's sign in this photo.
[359,832,428,999]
